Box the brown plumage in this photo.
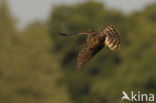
[57,25,120,70]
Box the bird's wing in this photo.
[57,29,100,37]
[57,32,79,36]
[74,38,104,70]
[57,29,91,36]
[104,25,120,51]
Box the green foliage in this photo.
[0,0,156,103]
[48,1,156,103]
[0,0,16,48]
[48,1,135,103]
[0,1,72,103]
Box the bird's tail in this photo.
[104,25,120,51]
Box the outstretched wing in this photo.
[57,25,120,70]
[104,25,120,51]
[74,38,104,70]
[57,29,96,37]
[57,32,78,36]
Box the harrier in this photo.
[57,25,120,70]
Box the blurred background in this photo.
[0,0,156,103]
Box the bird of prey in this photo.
[57,25,120,70]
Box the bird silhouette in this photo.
[121,91,131,101]
[57,25,120,70]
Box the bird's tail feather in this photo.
[104,25,120,51]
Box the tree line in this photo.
[0,0,156,103]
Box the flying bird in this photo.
[121,91,131,101]
[57,25,120,70]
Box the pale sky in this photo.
[1,0,156,29]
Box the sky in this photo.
[2,0,156,29]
